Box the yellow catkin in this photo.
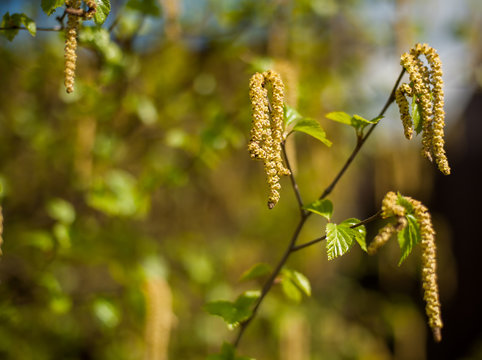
[407,197,443,342]
[400,52,433,161]
[368,223,396,255]
[411,44,450,175]
[397,44,451,175]
[376,191,443,342]
[64,0,81,94]
[395,83,414,140]
[381,191,405,218]
[248,70,290,209]
[368,216,407,255]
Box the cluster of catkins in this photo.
[64,0,97,94]
[248,70,290,209]
[368,191,443,342]
[395,43,450,175]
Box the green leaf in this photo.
[291,270,311,297]
[397,213,421,265]
[352,114,381,127]
[396,192,414,213]
[126,0,161,16]
[206,342,255,360]
[303,199,333,220]
[94,0,111,25]
[41,0,66,16]
[326,112,382,132]
[284,104,302,127]
[340,218,367,252]
[326,221,366,260]
[280,274,302,303]
[326,111,352,125]
[395,193,422,264]
[411,97,423,135]
[0,13,36,41]
[204,291,260,328]
[46,198,76,224]
[280,268,311,301]
[293,118,332,147]
[240,263,272,282]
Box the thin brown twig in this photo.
[317,67,406,201]
[0,25,63,32]
[281,141,306,215]
[232,68,406,350]
[233,212,309,347]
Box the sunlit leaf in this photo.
[397,213,421,265]
[325,220,366,260]
[240,263,272,282]
[41,0,65,15]
[411,97,423,135]
[303,199,333,220]
[326,112,381,132]
[340,218,367,252]
[397,192,414,213]
[352,114,381,127]
[293,118,332,146]
[94,0,111,25]
[326,111,352,125]
[395,193,422,264]
[284,104,302,127]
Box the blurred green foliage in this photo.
[0,0,479,359]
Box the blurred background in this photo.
[0,0,481,359]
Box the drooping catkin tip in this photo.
[433,327,442,343]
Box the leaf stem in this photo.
[233,212,309,347]
[0,25,63,32]
[281,141,306,216]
